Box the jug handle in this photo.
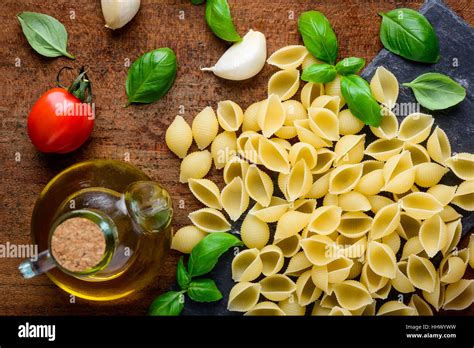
[19,250,56,279]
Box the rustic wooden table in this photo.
[0,0,472,315]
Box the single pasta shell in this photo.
[244,301,286,316]
[165,115,193,159]
[260,274,297,301]
[414,162,448,188]
[240,213,270,249]
[179,150,212,183]
[426,126,451,164]
[257,94,286,138]
[268,69,300,101]
[192,106,219,150]
[369,66,399,109]
[188,208,231,233]
[445,153,474,181]
[398,113,434,144]
[300,82,325,109]
[221,177,249,221]
[267,45,308,70]
[188,178,221,209]
[217,100,243,131]
[228,282,261,312]
[171,226,207,254]
[338,109,364,136]
[232,248,263,282]
[244,164,274,207]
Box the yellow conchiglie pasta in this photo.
[228,282,261,312]
[398,113,434,144]
[289,142,318,169]
[407,254,437,293]
[329,163,364,194]
[274,211,312,240]
[242,101,262,132]
[308,206,342,235]
[188,178,221,209]
[171,226,207,254]
[376,301,417,316]
[260,274,297,301]
[365,138,404,161]
[245,301,286,316]
[300,235,338,266]
[278,296,306,316]
[445,153,474,180]
[267,45,308,70]
[312,148,336,174]
[382,150,416,194]
[400,192,443,220]
[305,171,331,199]
[370,107,398,139]
[366,241,397,279]
[354,161,385,196]
[409,294,433,316]
[308,107,340,141]
[282,100,307,126]
[258,137,290,174]
[325,74,345,107]
[300,82,325,109]
[338,109,364,135]
[391,261,415,293]
[419,214,448,257]
[244,164,273,207]
[370,66,399,109]
[188,207,231,233]
[223,155,249,184]
[439,255,466,284]
[451,180,474,211]
[260,245,285,276]
[427,184,457,206]
[337,212,372,238]
[426,126,451,164]
[250,196,289,223]
[221,177,249,221]
[232,248,263,282]
[217,100,243,131]
[285,251,312,277]
[240,213,270,249]
[333,134,365,166]
[310,95,341,115]
[338,191,371,212]
[414,162,448,188]
[294,119,332,149]
[268,69,300,101]
[403,142,431,166]
[443,279,473,310]
[294,271,322,307]
[258,94,285,138]
[179,150,212,183]
[286,160,313,201]
[332,280,373,311]
[210,131,237,169]
[370,202,400,240]
[165,115,193,159]
[192,106,219,150]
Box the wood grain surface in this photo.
[0,0,472,315]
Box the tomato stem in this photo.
[56,66,92,103]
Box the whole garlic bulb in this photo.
[202,30,267,81]
[101,0,141,30]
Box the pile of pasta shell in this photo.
[166,45,474,315]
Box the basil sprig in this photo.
[17,12,75,59]
[335,57,365,75]
[187,279,223,302]
[149,232,242,316]
[205,0,241,42]
[188,232,243,277]
[341,75,382,127]
[403,73,466,110]
[125,48,177,106]
[298,11,338,65]
[379,8,439,63]
[301,63,337,84]
[149,291,185,316]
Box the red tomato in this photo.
[27,67,94,154]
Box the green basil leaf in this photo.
[301,63,337,84]
[379,8,439,63]
[403,73,466,110]
[187,279,223,302]
[298,11,338,65]
[335,57,365,75]
[125,48,177,106]
[17,12,75,59]
[188,232,242,277]
[205,0,241,42]
[176,257,191,290]
[148,291,185,316]
[341,74,382,127]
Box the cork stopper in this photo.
[51,217,106,272]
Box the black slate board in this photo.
[182,0,473,316]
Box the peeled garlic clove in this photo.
[202,30,266,81]
[101,0,141,30]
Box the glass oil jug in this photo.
[19,160,173,301]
